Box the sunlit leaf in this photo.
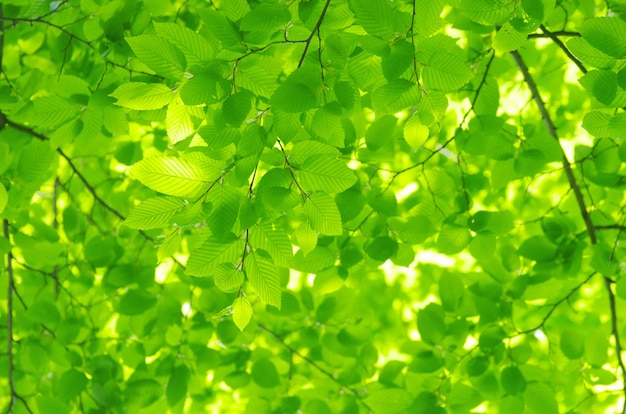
[232,296,253,331]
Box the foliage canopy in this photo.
[2,0,626,413]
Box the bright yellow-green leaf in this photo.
[232,296,253,331]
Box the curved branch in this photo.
[297,0,331,68]
[511,49,626,414]
[258,324,372,411]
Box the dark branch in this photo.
[515,272,596,334]
[461,50,496,125]
[297,0,331,68]
[510,50,596,244]
[528,30,581,38]
[258,324,372,412]
[538,25,587,74]
[511,49,626,414]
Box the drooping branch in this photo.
[537,25,587,74]
[258,324,372,411]
[510,50,596,244]
[3,220,32,414]
[511,49,626,414]
[515,272,596,334]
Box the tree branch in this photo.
[515,272,596,334]
[258,324,372,411]
[510,50,596,243]
[297,0,331,68]
[511,49,626,414]
[3,220,32,414]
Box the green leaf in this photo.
[295,222,318,255]
[365,236,398,261]
[582,111,626,137]
[371,80,422,113]
[493,22,527,53]
[240,3,290,32]
[30,96,78,128]
[58,370,88,400]
[206,183,241,237]
[0,182,7,214]
[246,251,281,308]
[153,22,215,66]
[403,115,430,151]
[249,221,293,267]
[110,82,174,110]
[366,115,397,151]
[298,155,357,193]
[290,140,340,166]
[417,303,446,345]
[270,68,319,113]
[500,366,526,395]
[304,193,344,236]
[166,97,203,144]
[458,0,511,25]
[448,383,482,411]
[518,235,557,262]
[311,104,345,147]
[251,358,280,388]
[350,0,396,39]
[186,235,245,276]
[233,296,253,331]
[125,379,162,409]
[166,365,189,407]
[579,69,618,105]
[130,156,219,198]
[223,91,252,125]
[26,300,60,326]
[567,37,616,69]
[365,388,413,414]
[126,35,186,78]
[525,383,558,414]
[382,40,414,80]
[123,196,185,229]
[17,140,54,182]
[439,273,464,312]
[214,263,245,292]
[117,289,158,315]
[580,17,626,58]
[437,224,472,255]
[560,328,585,359]
[617,277,626,299]
[422,52,474,91]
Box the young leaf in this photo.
[110,82,174,110]
[304,193,343,236]
[248,221,293,267]
[130,156,219,198]
[232,296,253,331]
[126,34,187,78]
[245,251,281,308]
[153,22,216,66]
[422,52,474,91]
[298,155,357,193]
[295,222,318,255]
[579,17,626,58]
[123,196,186,229]
[186,236,245,276]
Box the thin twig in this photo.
[515,272,596,334]
[297,0,331,68]
[258,324,372,411]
